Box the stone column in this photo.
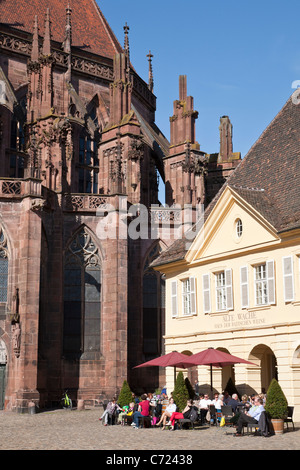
[11,199,42,412]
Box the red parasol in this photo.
[133,351,192,369]
[181,348,257,393]
[133,351,194,386]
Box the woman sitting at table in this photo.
[155,397,177,430]
[169,399,196,430]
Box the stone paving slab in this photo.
[0,408,299,451]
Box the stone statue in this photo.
[11,287,20,324]
[12,322,21,357]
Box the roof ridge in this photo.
[228,93,293,183]
[0,0,123,59]
[91,0,123,54]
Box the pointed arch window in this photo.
[9,97,26,178]
[63,228,101,358]
[142,244,165,360]
[78,128,99,194]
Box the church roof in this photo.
[152,93,300,267]
[0,0,123,59]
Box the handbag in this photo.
[220,416,225,427]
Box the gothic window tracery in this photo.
[142,243,165,359]
[63,227,101,358]
[9,97,26,178]
[78,130,99,194]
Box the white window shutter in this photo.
[171,280,178,317]
[225,269,233,310]
[283,256,294,302]
[267,260,276,305]
[240,266,249,308]
[190,276,197,315]
[203,273,211,313]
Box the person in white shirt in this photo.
[156,397,177,430]
[212,393,223,411]
[199,394,212,425]
[235,397,265,436]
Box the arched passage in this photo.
[249,344,277,393]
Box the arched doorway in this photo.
[0,340,7,409]
[249,344,277,393]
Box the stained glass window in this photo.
[63,228,101,358]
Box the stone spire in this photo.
[219,115,233,161]
[42,8,52,56]
[124,23,130,61]
[64,3,72,82]
[123,22,130,80]
[64,3,72,54]
[147,50,154,92]
[169,75,199,147]
[31,15,39,62]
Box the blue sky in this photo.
[98,0,300,199]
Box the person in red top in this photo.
[132,394,150,428]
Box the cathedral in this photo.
[0,0,240,411]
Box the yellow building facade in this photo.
[153,94,300,421]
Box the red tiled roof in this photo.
[152,93,300,267]
[0,0,123,58]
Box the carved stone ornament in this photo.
[10,287,20,323]
[127,138,144,161]
[12,323,21,358]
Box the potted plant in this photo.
[265,378,288,434]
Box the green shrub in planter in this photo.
[265,378,288,419]
[173,372,190,412]
[117,380,133,408]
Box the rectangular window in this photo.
[215,269,233,311]
[203,273,211,313]
[216,272,226,311]
[171,280,178,318]
[254,264,268,305]
[182,279,191,315]
[181,277,196,316]
[283,256,294,302]
[240,266,249,308]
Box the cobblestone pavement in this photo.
[0,408,299,451]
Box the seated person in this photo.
[222,390,231,404]
[118,402,135,424]
[99,397,122,425]
[199,394,212,424]
[169,399,197,430]
[132,394,150,429]
[131,393,140,404]
[227,393,239,413]
[211,393,223,422]
[156,397,176,429]
[235,397,265,436]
